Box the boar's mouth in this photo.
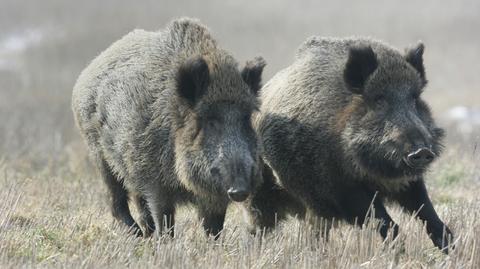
[402,157,416,169]
[402,156,429,173]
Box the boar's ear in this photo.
[241,56,266,95]
[344,45,378,94]
[405,42,426,82]
[176,56,210,105]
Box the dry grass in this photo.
[0,148,479,268]
[1,0,480,268]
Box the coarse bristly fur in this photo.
[245,36,454,253]
[72,18,266,238]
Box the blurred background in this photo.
[1,0,479,170]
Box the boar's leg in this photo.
[198,204,227,240]
[299,189,345,239]
[244,163,306,233]
[134,195,155,237]
[98,159,142,236]
[304,208,339,240]
[391,179,454,253]
[148,194,175,238]
[341,185,399,240]
[160,205,175,238]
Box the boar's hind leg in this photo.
[341,185,399,240]
[391,179,454,253]
[98,159,141,236]
[134,195,155,237]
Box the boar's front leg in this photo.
[340,184,399,240]
[133,194,156,237]
[391,178,454,253]
[244,163,306,233]
[198,202,227,240]
[146,191,175,238]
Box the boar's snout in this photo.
[227,186,250,202]
[210,153,255,202]
[404,147,435,168]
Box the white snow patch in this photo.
[0,28,45,71]
[442,106,480,136]
[0,29,44,53]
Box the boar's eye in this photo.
[243,113,252,124]
[243,114,254,129]
[205,116,221,129]
[373,94,386,106]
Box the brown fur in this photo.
[334,95,365,133]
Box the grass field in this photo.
[0,148,479,268]
[1,0,479,268]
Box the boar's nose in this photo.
[227,187,250,202]
[405,147,435,168]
